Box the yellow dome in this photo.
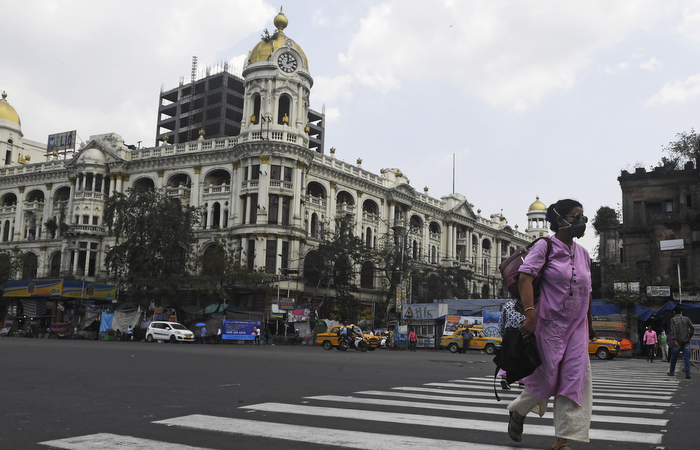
[528,196,547,211]
[247,7,309,69]
[0,92,21,125]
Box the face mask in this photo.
[561,218,586,238]
[554,208,586,238]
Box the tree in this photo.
[304,215,373,323]
[592,206,620,236]
[660,128,700,169]
[104,188,201,307]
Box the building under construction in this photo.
[156,61,325,153]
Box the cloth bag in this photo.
[492,328,542,400]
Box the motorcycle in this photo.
[338,333,368,352]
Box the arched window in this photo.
[277,95,291,124]
[481,284,490,299]
[303,250,322,285]
[365,227,372,249]
[212,202,221,228]
[360,261,374,289]
[50,252,61,278]
[22,253,38,279]
[431,245,437,264]
[251,94,261,124]
[202,245,226,277]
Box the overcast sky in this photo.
[3,0,700,257]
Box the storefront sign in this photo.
[279,297,296,310]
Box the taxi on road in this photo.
[316,324,380,350]
[440,327,502,354]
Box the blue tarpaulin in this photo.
[100,312,113,333]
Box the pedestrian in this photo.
[643,325,658,362]
[217,327,222,344]
[408,328,417,351]
[200,325,206,344]
[254,326,261,345]
[460,327,473,354]
[498,299,527,389]
[659,330,668,362]
[127,326,133,341]
[507,199,594,450]
[667,305,695,380]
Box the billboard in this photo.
[48,131,77,152]
[222,320,261,341]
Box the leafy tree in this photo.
[104,188,201,307]
[304,215,372,323]
[660,128,700,169]
[592,206,620,236]
[199,231,277,305]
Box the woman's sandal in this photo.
[508,411,524,442]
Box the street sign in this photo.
[279,297,296,310]
[647,286,671,296]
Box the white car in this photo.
[146,321,195,343]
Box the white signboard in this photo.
[647,286,671,297]
[660,239,684,251]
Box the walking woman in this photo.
[507,199,595,450]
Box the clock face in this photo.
[277,53,298,73]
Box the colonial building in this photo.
[618,162,700,300]
[0,9,534,324]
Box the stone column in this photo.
[14,186,25,241]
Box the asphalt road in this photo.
[1,338,697,449]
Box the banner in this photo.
[288,309,310,322]
[222,320,261,340]
[443,315,483,335]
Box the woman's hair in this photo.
[546,199,583,232]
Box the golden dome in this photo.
[0,92,21,125]
[247,7,309,69]
[528,196,547,212]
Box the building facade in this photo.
[0,9,534,322]
[618,162,700,300]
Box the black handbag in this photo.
[493,327,542,401]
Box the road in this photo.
[0,338,696,449]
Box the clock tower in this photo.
[241,8,313,146]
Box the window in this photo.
[664,200,673,212]
[243,166,249,181]
[360,262,374,289]
[268,195,279,224]
[284,167,292,182]
[251,164,260,180]
[82,215,90,225]
[249,194,258,224]
[247,239,255,272]
[687,195,693,208]
[365,227,372,249]
[280,241,289,272]
[270,165,281,180]
[265,239,277,274]
[92,216,99,226]
[281,197,290,226]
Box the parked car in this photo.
[589,337,620,360]
[145,321,195,343]
[316,324,379,350]
[440,327,502,354]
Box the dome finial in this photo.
[274,7,288,32]
[1,91,7,101]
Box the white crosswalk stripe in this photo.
[39,359,680,449]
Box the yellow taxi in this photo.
[440,327,502,355]
[589,337,620,360]
[316,324,380,350]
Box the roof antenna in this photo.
[452,153,455,194]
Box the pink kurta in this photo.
[518,236,592,405]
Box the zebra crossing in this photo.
[39,360,679,449]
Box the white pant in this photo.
[507,362,592,442]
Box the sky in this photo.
[3,0,700,257]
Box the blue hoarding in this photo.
[222,320,261,341]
